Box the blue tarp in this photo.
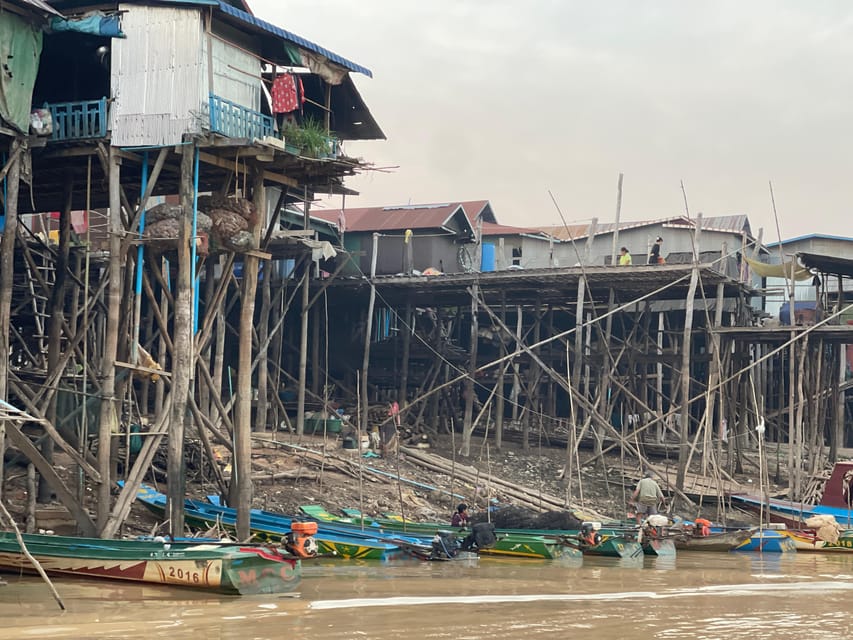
[50,11,124,38]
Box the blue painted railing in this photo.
[48,98,108,141]
[209,94,273,140]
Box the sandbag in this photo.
[805,514,842,544]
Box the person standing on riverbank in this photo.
[631,470,665,524]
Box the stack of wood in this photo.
[400,446,609,519]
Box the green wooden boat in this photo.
[300,505,581,560]
[0,531,300,595]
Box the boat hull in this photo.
[673,529,754,552]
[0,532,300,595]
[734,529,797,553]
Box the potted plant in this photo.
[284,117,336,158]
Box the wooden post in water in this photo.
[97,147,122,534]
[234,169,264,539]
[166,145,196,537]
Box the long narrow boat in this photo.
[733,528,797,553]
[0,531,300,595]
[730,462,853,528]
[130,484,410,561]
[672,528,754,552]
[779,527,853,552]
[298,505,586,560]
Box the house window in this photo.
[512,247,522,267]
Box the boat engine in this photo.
[285,521,319,558]
[580,522,602,546]
[431,530,461,559]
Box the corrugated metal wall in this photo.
[204,34,262,112]
[111,5,204,147]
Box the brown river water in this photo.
[1,552,852,639]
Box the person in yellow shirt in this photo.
[618,247,632,266]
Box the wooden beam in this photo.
[197,151,297,188]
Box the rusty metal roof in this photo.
[480,222,552,238]
[314,202,475,235]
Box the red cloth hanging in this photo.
[271,74,301,114]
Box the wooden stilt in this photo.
[461,282,479,456]
[495,291,506,451]
[166,145,196,537]
[399,301,412,406]
[96,147,122,534]
[40,180,73,502]
[233,169,265,539]
[0,143,21,498]
[675,216,701,492]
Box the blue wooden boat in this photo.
[129,483,415,561]
[732,528,797,553]
[730,462,853,528]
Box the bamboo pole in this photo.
[0,499,65,610]
[360,233,380,435]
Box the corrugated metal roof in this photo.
[480,222,551,238]
[15,0,62,17]
[767,233,853,248]
[536,214,754,242]
[460,200,496,224]
[314,202,474,234]
[798,252,853,278]
[215,1,372,77]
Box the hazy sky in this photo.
[253,1,852,241]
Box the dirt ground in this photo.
[2,429,770,536]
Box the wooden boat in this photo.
[672,528,754,552]
[779,527,853,552]
[299,505,582,560]
[730,462,853,528]
[130,484,410,562]
[733,528,797,553]
[641,538,677,557]
[0,531,300,595]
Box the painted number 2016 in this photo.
[168,566,201,583]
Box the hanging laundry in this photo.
[271,73,302,113]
